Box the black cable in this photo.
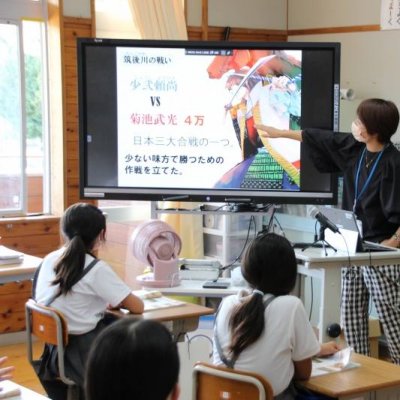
[308,277,314,322]
[266,205,276,232]
[339,230,352,269]
[314,220,318,242]
[339,230,353,314]
[223,26,231,41]
[219,215,256,275]
[272,214,285,237]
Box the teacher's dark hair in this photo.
[229,232,297,359]
[85,318,180,400]
[52,202,106,295]
[357,98,399,143]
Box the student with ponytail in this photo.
[213,233,339,399]
[34,203,144,400]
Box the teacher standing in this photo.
[255,98,400,364]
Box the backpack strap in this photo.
[32,258,100,306]
[214,294,275,368]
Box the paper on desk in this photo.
[0,380,21,399]
[133,290,163,299]
[123,290,185,312]
[0,246,23,259]
[0,246,24,265]
[312,347,360,377]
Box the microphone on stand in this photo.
[309,207,339,234]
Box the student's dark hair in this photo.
[357,98,399,143]
[229,232,297,359]
[52,202,106,295]
[85,318,180,400]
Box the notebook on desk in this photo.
[318,207,393,253]
[131,290,185,312]
[0,245,24,265]
[311,347,360,377]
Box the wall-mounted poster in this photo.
[381,0,400,30]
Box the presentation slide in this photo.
[115,47,302,192]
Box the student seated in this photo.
[213,232,339,399]
[85,318,180,400]
[33,203,144,400]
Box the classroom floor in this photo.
[0,341,46,395]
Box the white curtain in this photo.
[128,0,188,40]
[127,0,203,259]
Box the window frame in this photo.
[0,18,27,216]
[0,1,50,217]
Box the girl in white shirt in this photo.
[34,203,144,400]
[213,232,339,399]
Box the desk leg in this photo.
[170,317,200,342]
[298,265,342,343]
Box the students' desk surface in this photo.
[298,353,400,399]
[0,254,42,284]
[0,380,48,399]
[150,278,244,297]
[140,302,214,322]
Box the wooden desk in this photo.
[0,255,41,284]
[112,302,214,341]
[298,353,400,399]
[0,379,48,399]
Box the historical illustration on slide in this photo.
[208,49,302,191]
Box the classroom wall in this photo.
[62,0,91,18]
[288,0,380,29]
[289,30,400,141]
[186,0,287,30]
[287,0,400,141]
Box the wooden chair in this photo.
[25,299,80,400]
[192,361,274,400]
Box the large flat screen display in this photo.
[78,38,340,205]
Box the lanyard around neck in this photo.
[353,146,386,212]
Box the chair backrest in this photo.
[192,362,274,400]
[25,298,74,385]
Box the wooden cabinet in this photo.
[0,216,60,258]
[0,281,32,334]
[0,216,60,334]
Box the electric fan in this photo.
[131,219,182,287]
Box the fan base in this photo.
[136,273,181,288]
